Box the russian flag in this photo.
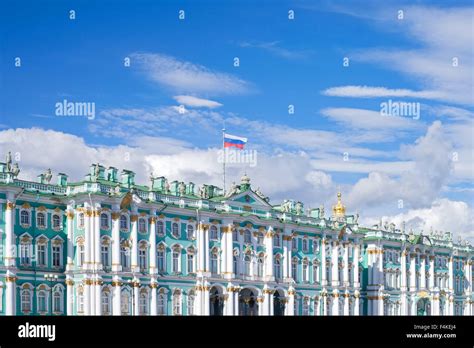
[224,133,247,149]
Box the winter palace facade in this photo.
[0,155,473,316]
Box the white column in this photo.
[133,281,140,316]
[410,253,417,292]
[448,256,454,292]
[420,255,426,289]
[343,243,349,286]
[354,294,360,316]
[84,208,92,270]
[432,292,440,316]
[111,209,121,272]
[283,236,289,279]
[322,294,327,315]
[5,275,16,315]
[203,282,210,315]
[4,199,15,267]
[226,227,234,277]
[221,220,234,279]
[429,256,435,290]
[410,294,416,315]
[262,286,270,315]
[84,278,91,315]
[195,280,203,315]
[112,278,121,315]
[234,287,239,316]
[448,294,454,315]
[225,285,235,316]
[331,290,339,315]
[321,238,327,286]
[331,241,339,287]
[264,227,274,281]
[401,249,407,315]
[353,242,359,287]
[343,292,349,315]
[150,282,157,315]
[66,209,74,270]
[95,278,102,315]
[149,215,157,275]
[94,207,101,270]
[90,278,96,316]
[287,288,295,315]
[130,213,138,273]
[66,278,74,315]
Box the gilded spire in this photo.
[332,192,346,217]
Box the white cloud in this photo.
[362,199,474,243]
[173,95,222,108]
[239,41,310,60]
[346,121,454,209]
[320,107,423,130]
[130,52,251,95]
[322,86,446,101]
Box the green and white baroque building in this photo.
[0,157,473,316]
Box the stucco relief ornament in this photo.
[44,168,53,184]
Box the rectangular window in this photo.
[139,249,147,271]
[37,244,46,267]
[101,245,110,267]
[187,254,194,274]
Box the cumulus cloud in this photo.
[130,52,251,95]
[362,199,474,243]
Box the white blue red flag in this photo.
[224,133,247,149]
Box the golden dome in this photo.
[332,192,346,217]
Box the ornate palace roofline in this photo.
[0,153,472,252]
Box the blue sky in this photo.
[1,0,473,240]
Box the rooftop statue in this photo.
[178,182,186,196]
[44,168,53,184]
[5,151,12,172]
[226,182,240,197]
[11,163,20,178]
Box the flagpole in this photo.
[222,122,226,196]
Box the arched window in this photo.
[244,254,251,276]
[313,262,320,283]
[20,210,30,226]
[210,249,218,274]
[187,291,195,315]
[210,225,218,240]
[187,251,194,274]
[52,214,61,229]
[38,290,48,313]
[138,218,146,233]
[157,246,166,273]
[21,288,32,313]
[292,258,298,282]
[302,259,309,282]
[274,255,281,279]
[187,225,194,240]
[173,290,182,315]
[172,247,180,273]
[232,229,238,242]
[102,290,111,315]
[244,230,252,244]
[53,289,62,313]
[157,293,166,315]
[101,240,110,268]
[257,255,264,277]
[100,213,109,230]
[139,245,148,272]
[157,221,164,236]
[302,239,308,252]
[36,212,46,228]
[172,223,180,238]
[302,297,310,315]
[120,215,128,231]
[121,290,131,315]
[139,292,149,315]
[273,234,280,247]
[257,233,264,245]
[120,244,130,271]
[233,252,238,274]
